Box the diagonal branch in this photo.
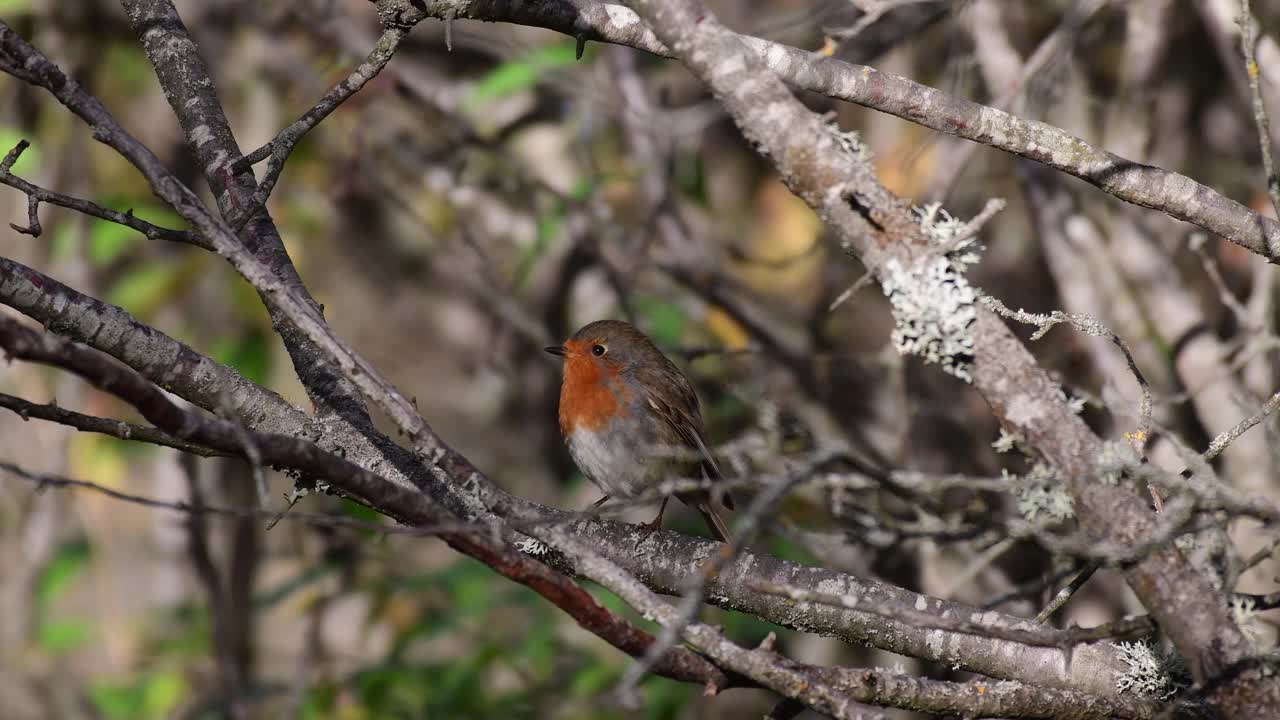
[120,0,371,421]
[0,315,735,691]
[233,26,407,206]
[372,0,1280,261]
[622,0,1277,715]
[536,525,1159,719]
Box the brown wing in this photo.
[636,361,733,509]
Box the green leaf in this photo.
[210,329,273,385]
[464,42,580,109]
[0,128,39,175]
[37,618,94,653]
[570,663,619,697]
[90,671,186,720]
[141,670,186,718]
[0,0,30,14]
[633,297,687,348]
[90,682,145,720]
[51,223,81,262]
[107,262,181,316]
[89,219,139,266]
[37,539,91,609]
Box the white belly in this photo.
[566,427,652,498]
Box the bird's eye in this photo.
[591,344,607,357]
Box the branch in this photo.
[373,0,1280,262]
[537,526,1159,720]
[620,0,1276,715]
[0,139,203,247]
[1238,0,1280,218]
[233,26,407,205]
[0,316,734,692]
[0,392,227,457]
[0,17,1242,708]
[119,0,371,421]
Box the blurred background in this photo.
[2,0,1280,717]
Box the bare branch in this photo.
[538,526,1160,719]
[0,392,227,457]
[374,0,1280,261]
[0,139,202,247]
[619,0,1277,713]
[233,26,407,206]
[1203,388,1280,462]
[1238,0,1280,217]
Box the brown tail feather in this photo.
[696,502,733,543]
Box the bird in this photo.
[546,319,734,542]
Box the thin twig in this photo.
[983,295,1153,452]
[0,392,227,457]
[614,454,834,702]
[233,26,407,208]
[1035,562,1101,623]
[0,460,478,537]
[1238,0,1280,218]
[0,140,201,246]
[1203,387,1280,462]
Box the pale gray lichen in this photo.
[915,202,983,265]
[1010,465,1074,522]
[1097,440,1142,485]
[882,256,978,382]
[992,427,1025,454]
[515,537,550,557]
[1057,387,1087,415]
[1114,641,1183,699]
[1232,596,1265,648]
[880,204,984,382]
[826,116,871,163]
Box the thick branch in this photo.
[624,0,1277,715]
[374,0,1280,261]
[538,528,1158,719]
[120,0,370,420]
[0,316,732,690]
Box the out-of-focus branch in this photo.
[1237,0,1280,217]
[373,0,1280,261]
[182,461,247,720]
[929,0,1110,200]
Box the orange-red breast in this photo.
[546,320,734,541]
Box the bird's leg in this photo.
[642,496,669,532]
[587,495,610,511]
[632,496,669,552]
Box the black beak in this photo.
[544,346,566,357]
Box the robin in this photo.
[546,320,734,542]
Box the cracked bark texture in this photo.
[622,0,1279,715]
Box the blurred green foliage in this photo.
[0,127,40,173]
[35,539,95,655]
[464,42,583,110]
[90,670,187,720]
